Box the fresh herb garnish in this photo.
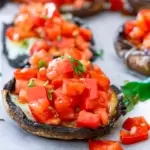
[67,56,86,76]
[122,78,150,112]
[43,16,49,19]
[22,40,29,49]
[93,49,104,58]
[38,60,47,69]
[44,81,49,86]
[28,79,35,87]
[57,35,62,41]
[48,89,53,100]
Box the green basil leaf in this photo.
[28,79,35,87]
[38,60,47,69]
[48,89,53,100]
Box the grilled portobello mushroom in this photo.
[128,0,150,14]
[114,24,150,76]
[2,78,125,140]
[2,14,98,68]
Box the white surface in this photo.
[0,3,150,150]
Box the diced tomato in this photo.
[90,71,110,92]
[75,36,90,50]
[62,79,85,96]
[33,16,46,27]
[27,86,53,123]
[94,108,109,126]
[52,77,63,89]
[19,89,28,103]
[129,27,145,41]
[84,78,98,100]
[124,20,136,35]
[123,117,149,131]
[79,27,92,41]
[143,33,150,48]
[120,126,148,145]
[54,95,75,121]
[15,80,28,94]
[89,140,124,150]
[37,68,48,81]
[45,25,61,41]
[84,91,108,111]
[77,110,101,129]
[30,40,50,55]
[65,48,82,60]
[14,68,38,80]
[30,50,51,68]
[56,59,73,77]
[53,38,75,49]
[30,78,52,89]
[109,0,124,11]
[136,10,150,32]
[61,21,77,37]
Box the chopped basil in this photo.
[22,40,29,49]
[68,56,86,76]
[57,35,62,41]
[48,89,54,100]
[93,49,104,58]
[28,79,35,87]
[38,60,47,69]
[122,78,150,112]
[44,81,49,86]
[43,16,49,19]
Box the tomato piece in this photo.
[124,20,136,36]
[120,126,148,145]
[15,80,28,94]
[14,68,38,80]
[142,33,150,49]
[90,71,110,92]
[94,108,109,126]
[109,0,124,11]
[53,38,75,49]
[27,86,53,123]
[129,27,145,41]
[45,25,61,41]
[56,59,73,77]
[37,68,48,81]
[79,27,92,41]
[30,78,52,89]
[62,79,85,96]
[84,78,98,100]
[84,91,108,111]
[52,77,63,89]
[136,10,150,32]
[30,40,50,56]
[61,21,77,37]
[77,110,101,129]
[19,89,28,103]
[30,50,52,68]
[54,95,75,121]
[89,140,124,150]
[65,48,82,60]
[34,17,45,27]
[123,117,149,131]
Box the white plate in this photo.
[0,3,150,150]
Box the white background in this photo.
[0,3,150,150]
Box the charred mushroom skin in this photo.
[114,25,150,76]
[2,16,97,68]
[128,0,150,14]
[2,79,126,140]
[60,0,105,18]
